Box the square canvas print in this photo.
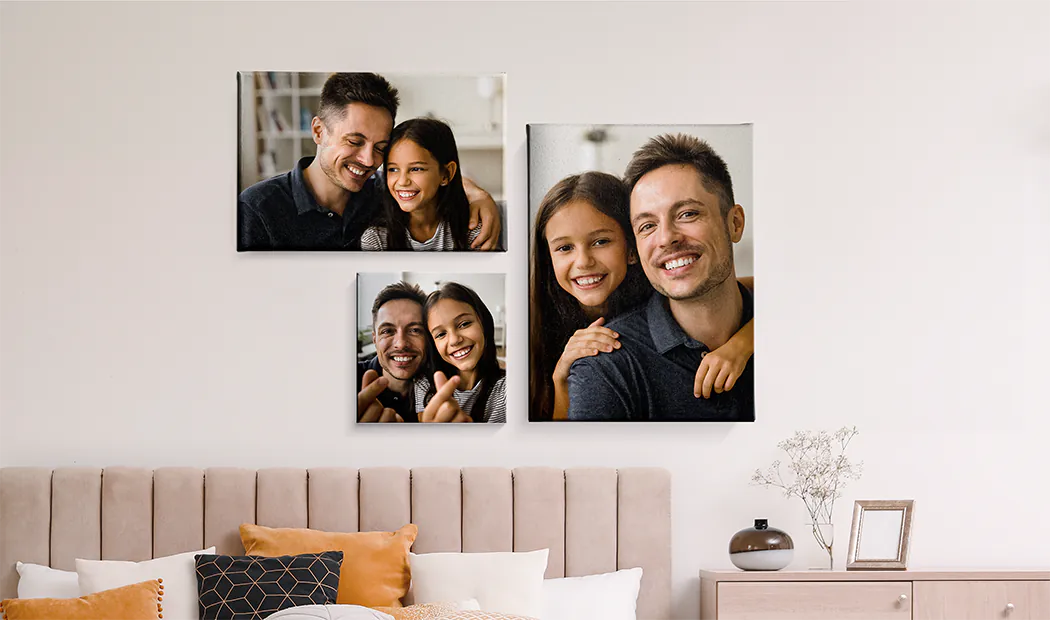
[357,272,506,424]
[237,72,506,252]
[528,124,754,422]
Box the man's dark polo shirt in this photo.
[566,283,754,422]
[238,156,382,251]
[357,356,418,423]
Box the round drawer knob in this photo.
[1006,603,1015,613]
[898,594,909,603]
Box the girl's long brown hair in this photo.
[381,118,471,250]
[528,172,651,421]
[423,282,505,423]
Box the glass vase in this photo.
[809,522,835,570]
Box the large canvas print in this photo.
[357,272,506,424]
[528,124,754,422]
[237,72,506,252]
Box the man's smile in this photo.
[657,252,701,274]
[346,163,370,179]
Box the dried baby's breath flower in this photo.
[752,426,863,567]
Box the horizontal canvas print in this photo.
[237,71,506,252]
[528,124,754,422]
[357,272,506,424]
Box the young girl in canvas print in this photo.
[360,118,481,251]
[528,171,755,421]
[416,282,507,423]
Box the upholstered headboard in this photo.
[0,466,671,619]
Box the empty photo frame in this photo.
[846,500,915,570]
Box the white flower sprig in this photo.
[752,426,863,568]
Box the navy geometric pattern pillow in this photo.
[194,551,342,620]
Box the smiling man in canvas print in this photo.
[563,133,755,421]
[358,273,507,424]
[357,281,430,423]
[237,72,502,251]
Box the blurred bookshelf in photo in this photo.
[238,72,324,191]
[237,71,505,201]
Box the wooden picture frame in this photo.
[846,499,915,570]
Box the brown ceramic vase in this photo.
[729,518,794,571]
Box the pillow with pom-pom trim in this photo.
[1,579,163,620]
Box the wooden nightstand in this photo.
[700,569,1050,619]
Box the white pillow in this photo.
[542,567,643,620]
[407,549,549,618]
[455,598,483,610]
[265,605,394,620]
[15,562,79,599]
[75,547,215,620]
[262,601,480,617]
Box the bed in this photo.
[0,466,671,619]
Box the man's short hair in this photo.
[623,133,735,218]
[318,73,400,126]
[371,281,426,325]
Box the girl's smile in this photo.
[571,273,607,289]
[449,344,474,360]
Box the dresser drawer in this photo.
[914,581,1050,620]
[717,581,913,620]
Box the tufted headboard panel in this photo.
[0,466,671,619]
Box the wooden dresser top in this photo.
[701,569,1050,582]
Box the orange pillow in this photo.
[1,579,163,620]
[239,522,417,608]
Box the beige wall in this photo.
[2,2,1049,619]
